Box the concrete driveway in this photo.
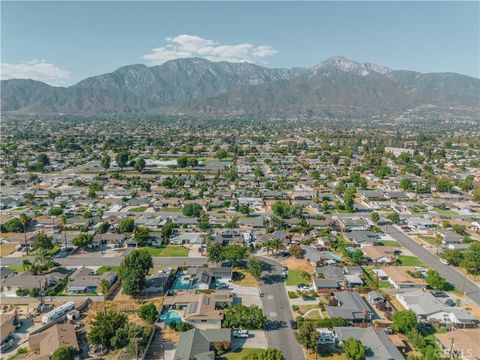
[232,330,268,350]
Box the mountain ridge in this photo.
[2,56,479,116]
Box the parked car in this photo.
[440,259,449,266]
[281,265,288,271]
[233,329,249,338]
[290,320,298,329]
[297,284,312,292]
[0,339,14,352]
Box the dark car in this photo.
[290,320,298,329]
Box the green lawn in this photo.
[8,265,25,273]
[378,280,394,288]
[129,206,148,212]
[159,207,181,212]
[142,245,188,257]
[286,269,311,286]
[96,265,120,275]
[378,240,401,247]
[436,208,457,215]
[397,256,426,267]
[33,244,61,256]
[222,348,266,360]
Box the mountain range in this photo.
[2,56,479,117]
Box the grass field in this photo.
[286,269,311,286]
[222,348,265,360]
[96,265,120,274]
[378,240,401,247]
[158,207,181,212]
[8,265,24,273]
[397,256,426,267]
[142,245,188,257]
[129,206,148,212]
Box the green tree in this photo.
[223,304,266,329]
[118,217,135,233]
[242,348,285,360]
[187,158,199,168]
[2,218,23,232]
[238,204,252,215]
[88,310,128,350]
[425,270,447,290]
[222,245,248,266]
[215,149,228,160]
[435,177,453,193]
[343,338,366,360]
[36,153,50,169]
[441,249,463,266]
[207,242,224,264]
[177,157,188,168]
[134,226,150,246]
[295,321,319,353]
[51,346,78,360]
[461,242,480,275]
[371,212,380,223]
[72,233,93,249]
[119,249,153,296]
[349,249,364,265]
[33,233,54,251]
[182,203,203,217]
[98,279,111,302]
[101,155,111,170]
[392,310,418,334]
[161,222,177,242]
[19,213,31,250]
[343,188,356,212]
[399,178,413,191]
[116,151,130,170]
[387,212,400,224]
[289,244,305,259]
[134,158,146,172]
[138,303,158,324]
[247,257,264,280]
[271,201,291,218]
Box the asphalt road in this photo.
[257,256,305,360]
[1,256,208,267]
[385,225,480,304]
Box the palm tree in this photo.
[59,215,67,249]
[19,213,30,253]
[264,240,275,255]
[272,238,284,255]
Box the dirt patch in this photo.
[460,303,480,320]
[232,268,258,287]
[0,242,19,257]
[283,258,314,273]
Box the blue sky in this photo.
[1,1,479,86]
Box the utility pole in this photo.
[448,337,455,360]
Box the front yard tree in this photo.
[295,321,319,353]
[161,222,177,242]
[101,155,111,171]
[387,212,400,224]
[247,257,264,280]
[119,217,135,233]
[221,245,248,266]
[182,203,203,217]
[177,157,188,168]
[425,270,447,290]
[119,249,153,296]
[134,158,146,172]
[207,242,224,264]
[461,242,480,275]
[223,304,266,329]
[88,310,128,350]
[116,151,130,170]
[371,212,380,223]
[133,226,150,246]
[243,348,285,360]
[392,310,418,334]
[72,233,94,249]
[289,244,305,259]
[33,233,54,251]
[342,338,366,360]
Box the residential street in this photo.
[386,225,480,305]
[257,256,305,360]
[0,256,208,267]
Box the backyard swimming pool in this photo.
[172,271,193,290]
[160,310,182,324]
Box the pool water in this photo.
[160,310,182,324]
[172,272,193,290]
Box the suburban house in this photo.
[396,291,476,327]
[213,229,245,246]
[344,231,381,247]
[367,291,386,306]
[144,270,172,294]
[383,267,427,289]
[173,328,231,360]
[362,245,398,264]
[66,267,117,294]
[163,290,233,329]
[331,327,405,360]
[29,324,79,360]
[185,267,232,289]
[0,310,17,343]
[1,268,72,293]
[325,292,372,324]
[170,231,204,245]
[337,217,371,231]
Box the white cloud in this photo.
[143,34,278,65]
[1,60,70,86]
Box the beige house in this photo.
[29,324,79,360]
[436,329,480,360]
[383,267,426,289]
